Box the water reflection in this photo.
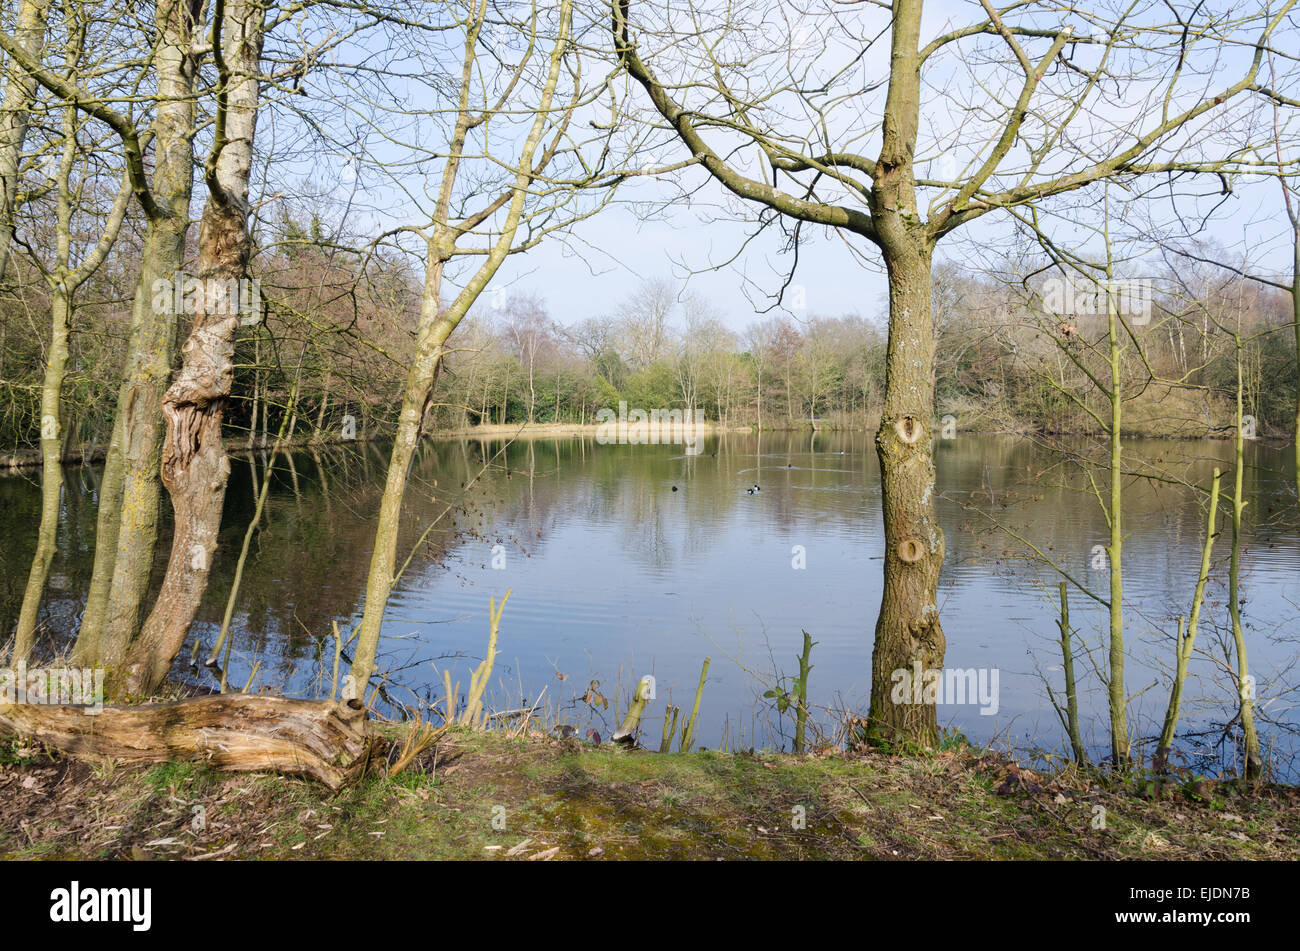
[1,431,1296,775]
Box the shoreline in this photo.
[3,421,1291,471]
[427,420,755,440]
[2,727,1295,859]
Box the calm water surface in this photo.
[2,432,1297,775]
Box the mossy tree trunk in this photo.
[14,1,200,675]
[93,10,197,672]
[14,80,133,661]
[126,0,265,696]
[53,0,199,672]
[13,291,71,660]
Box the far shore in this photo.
[428,420,756,440]
[4,417,1289,470]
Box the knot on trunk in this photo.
[896,537,925,563]
[893,415,922,445]
[907,607,945,659]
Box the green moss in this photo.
[3,730,1297,860]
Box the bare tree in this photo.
[611,0,1296,748]
[349,0,622,690]
[12,3,134,659]
[614,275,676,369]
[2,0,200,670]
[504,293,554,423]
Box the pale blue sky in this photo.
[279,0,1298,336]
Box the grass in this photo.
[1,728,1297,860]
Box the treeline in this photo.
[5,238,1295,455]
[0,207,421,458]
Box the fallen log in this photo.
[0,694,373,790]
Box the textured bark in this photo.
[0,695,373,789]
[0,0,48,283]
[77,212,189,668]
[126,0,265,696]
[12,292,69,660]
[861,3,946,747]
[72,0,197,670]
[866,244,946,747]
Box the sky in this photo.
[479,171,1296,337]
[276,0,1299,338]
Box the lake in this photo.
[2,431,1297,776]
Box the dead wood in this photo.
[0,694,373,790]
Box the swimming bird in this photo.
[672,485,678,492]
[752,484,760,492]
[746,488,755,495]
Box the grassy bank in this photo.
[2,729,1296,860]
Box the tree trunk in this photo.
[1106,293,1129,766]
[1230,337,1263,780]
[126,0,264,696]
[1158,469,1220,759]
[866,243,946,747]
[1292,229,1299,511]
[72,0,196,671]
[13,290,69,659]
[247,349,260,448]
[859,0,947,748]
[0,695,372,789]
[351,290,448,689]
